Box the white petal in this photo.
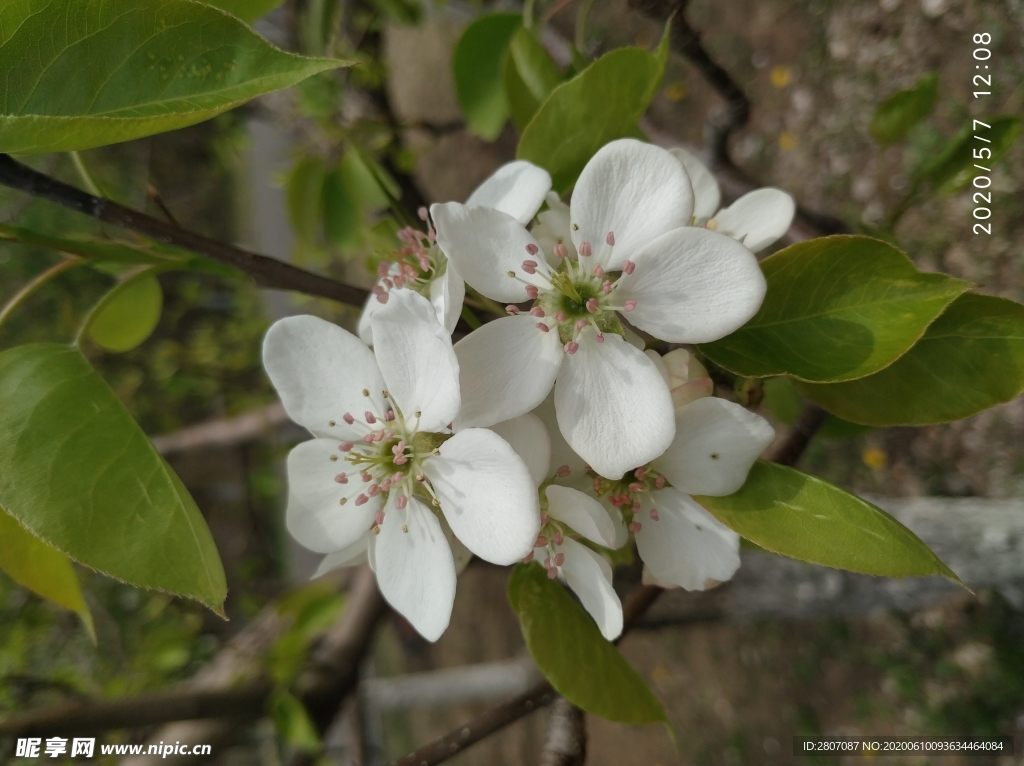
[440,516,474,574]
[643,348,669,386]
[617,227,766,344]
[285,439,379,553]
[554,331,675,480]
[357,283,386,345]
[533,394,587,480]
[465,160,553,224]
[489,412,551,487]
[712,188,795,253]
[423,428,541,565]
[531,192,578,263]
[453,315,563,429]
[431,202,550,303]
[569,139,693,270]
[430,263,465,337]
[652,397,775,496]
[668,147,721,223]
[559,538,623,640]
[370,290,461,433]
[264,315,385,438]
[313,537,369,578]
[634,489,740,590]
[545,485,618,547]
[374,497,456,642]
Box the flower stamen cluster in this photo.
[371,216,443,305]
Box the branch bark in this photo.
[539,698,587,766]
[0,154,370,308]
[150,403,295,456]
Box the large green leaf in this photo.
[795,293,1024,426]
[0,344,227,613]
[695,462,960,581]
[517,32,668,193]
[452,13,522,141]
[204,0,286,23]
[870,74,938,145]
[0,507,95,639]
[699,236,972,383]
[88,275,164,353]
[508,564,666,724]
[503,27,563,131]
[0,0,347,154]
[919,115,1022,193]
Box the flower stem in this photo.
[0,258,82,333]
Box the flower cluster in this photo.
[264,139,794,641]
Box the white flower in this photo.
[536,357,775,592]
[358,161,552,343]
[669,147,796,253]
[264,290,541,641]
[431,138,767,479]
[490,412,623,641]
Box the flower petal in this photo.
[465,160,553,224]
[453,315,563,429]
[652,397,775,496]
[264,315,385,439]
[533,394,587,480]
[545,485,618,547]
[431,202,550,303]
[559,538,623,640]
[430,263,466,337]
[313,537,369,578]
[554,331,675,480]
[285,439,380,554]
[371,289,461,433]
[712,188,795,253]
[569,139,693,270]
[374,497,456,642]
[440,516,474,574]
[357,281,387,345]
[616,227,766,343]
[531,192,578,263]
[668,147,721,223]
[634,488,740,590]
[423,428,541,565]
[489,412,552,487]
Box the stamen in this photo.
[629,520,642,533]
[375,510,385,525]
[535,534,549,547]
[526,285,540,299]
[602,280,612,295]
[546,566,559,579]
[330,454,338,462]
[596,333,605,343]
[575,319,588,330]
[530,307,546,317]
[579,242,592,257]
[564,341,579,354]
[365,411,377,424]
[334,473,348,484]
[525,243,539,255]
[554,312,568,321]
[554,532,564,546]
[606,231,616,246]
[593,264,604,277]
[536,322,550,332]
[418,206,429,221]
[355,494,370,506]
[343,412,355,425]
[396,495,408,510]
[650,508,660,521]
[339,442,354,452]
[634,467,647,481]
[556,465,571,478]
[368,484,382,497]
[554,552,565,567]
[585,299,599,314]
[523,550,535,564]
[522,260,538,274]
[506,305,520,315]
[361,472,373,482]
[622,260,636,275]
[624,299,637,312]
[554,243,569,259]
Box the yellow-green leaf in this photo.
[88,275,164,353]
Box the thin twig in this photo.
[768,402,828,467]
[0,154,370,308]
[0,257,81,331]
[150,403,294,456]
[628,0,750,162]
[539,698,587,766]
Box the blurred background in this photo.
[1,0,1023,764]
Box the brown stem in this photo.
[539,698,587,766]
[0,154,369,308]
[768,402,829,467]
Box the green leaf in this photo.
[503,27,563,131]
[919,115,1022,193]
[270,690,321,753]
[0,507,95,640]
[0,344,227,614]
[795,293,1024,426]
[699,235,972,383]
[88,275,164,353]
[508,564,667,724]
[322,168,360,250]
[339,150,391,211]
[203,0,285,22]
[0,225,174,266]
[453,13,523,140]
[761,377,869,439]
[287,157,327,244]
[870,74,938,145]
[695,461,960,581]
[517,30,669,193]
[0,0,347,154]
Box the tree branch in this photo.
[768,402,829,467]
[539,698,587,766]
[0,154,370,308]
[150,403,295,456]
